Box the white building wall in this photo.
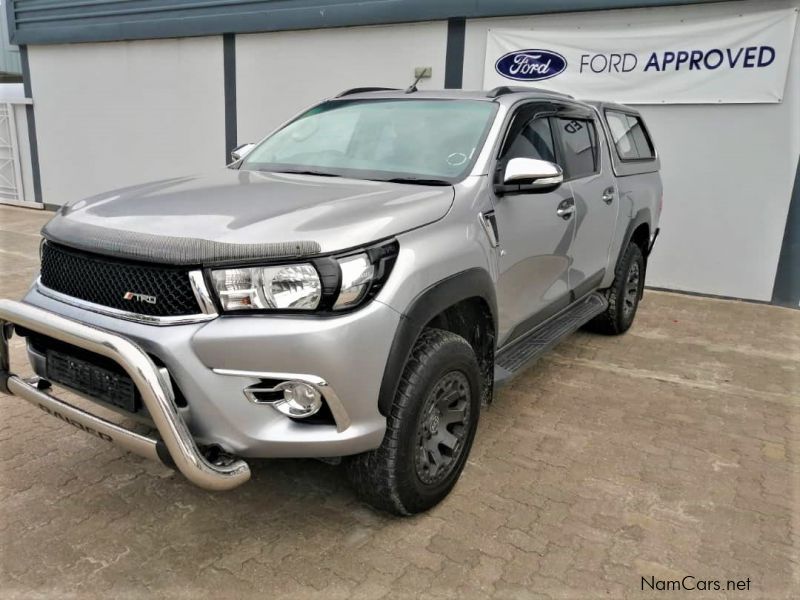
[28,37,226,206]
[463,0,800,302]
[236,22,448,142]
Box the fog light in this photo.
[273,381,323,418]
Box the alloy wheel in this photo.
[414,371,471,485]
[623,261,640,318]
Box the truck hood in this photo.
[43,169,454,265]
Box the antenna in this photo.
[405,71,426,94]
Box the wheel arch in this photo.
[377,268,497,416]
[622,208,652,259]
[617,208,652,300]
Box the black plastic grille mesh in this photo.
[40,242,200,317]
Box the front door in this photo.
[491,105,576,346]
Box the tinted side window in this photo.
[628,117,655,159]
[501,116,557,164]
[556,118,598,179]
[606,111,655,160]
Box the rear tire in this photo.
[587,242,645,335]
[345,328,481,515]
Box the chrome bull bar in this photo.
[0,299,250,491]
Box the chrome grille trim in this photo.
[36,275,218,326]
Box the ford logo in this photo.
[495,49,568,82]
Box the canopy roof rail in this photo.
[487,86,574,99]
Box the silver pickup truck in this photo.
[0,86,661,515]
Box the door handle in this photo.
[556,206,575,219]
[556,199,575,220]
[602,187,615,204]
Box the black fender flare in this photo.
[617,208,652,300]
[621,208,653,258]
[377,268,497,416]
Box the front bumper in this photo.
[8,282,400,465]
[0,299,251,491]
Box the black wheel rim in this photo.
[414,371,472,486]
[623,261,640,318]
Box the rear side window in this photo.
[606,111,655,161]
[555,118,599,180]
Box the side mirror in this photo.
[495,158,563,195]
[230,143,256,163]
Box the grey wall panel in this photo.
[444,17,466,89]
[7,0,730,45]
[19,45,41,203]
[772,157,800,308]
[223,32,237,163]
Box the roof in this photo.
[332,87,597,109]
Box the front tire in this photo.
[346,328,481,515]
[588,242,645,335]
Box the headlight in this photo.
[208,240,398,314]
[334,253,374,310]
[210,264,321,311]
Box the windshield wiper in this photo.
[381,177,452,186]
[271,169,342,178]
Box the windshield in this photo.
[240,99,498,183]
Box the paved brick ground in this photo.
[0,205,798,599]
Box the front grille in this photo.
[40,242,201,317]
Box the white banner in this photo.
[484,7,798,104]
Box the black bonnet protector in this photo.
[42,215,322,266]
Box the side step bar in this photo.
[494,292,608,387]
[0,299,250,492]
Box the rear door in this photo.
[551,110,618,298]
[491,102,576,346]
